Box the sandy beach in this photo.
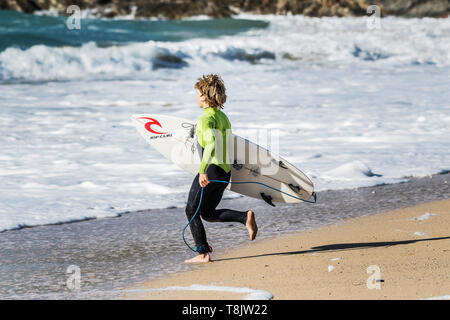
[126,199,450,300]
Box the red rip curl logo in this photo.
[137,117,167,135]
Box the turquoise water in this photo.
[0,10,269,52]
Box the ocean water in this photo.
[0,11,449,232]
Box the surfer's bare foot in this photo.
[184,253,211,264]
[246,210,258,241]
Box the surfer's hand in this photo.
[199,173,210,188]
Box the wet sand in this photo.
[127,199,450,300]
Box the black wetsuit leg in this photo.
[185,164,248,254]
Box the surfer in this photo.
[184,74,258,264]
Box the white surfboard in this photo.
[131,114,315,205]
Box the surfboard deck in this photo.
[131,114,314,204]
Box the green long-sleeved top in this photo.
[196,107,231,174]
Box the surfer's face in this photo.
[196,89,207,109]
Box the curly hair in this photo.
[194,74,227,109]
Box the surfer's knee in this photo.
[185,204,196,219]
[200,210,217,222]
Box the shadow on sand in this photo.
[212,236,450,262]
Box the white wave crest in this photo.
[1,15,449,82]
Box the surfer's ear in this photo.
[196,89,205,101]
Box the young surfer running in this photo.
[184,74,258,264]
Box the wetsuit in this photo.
[185,107,248,254]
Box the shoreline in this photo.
[126,199,450,300]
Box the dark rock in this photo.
[0,0,448,18]
[134,0,234,19]
[372,0,449,18]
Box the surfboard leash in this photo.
[182,179,317,253]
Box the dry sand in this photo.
[126,199,450,300]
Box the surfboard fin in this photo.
[272,159,288,169]
[182,123,195,138]
[232,160,243,171]
[260,192,275,207]
[288,183,301,195]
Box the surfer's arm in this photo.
[198,120,216,174]
[199,133,215,173]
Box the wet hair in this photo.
[194,74,227,109]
